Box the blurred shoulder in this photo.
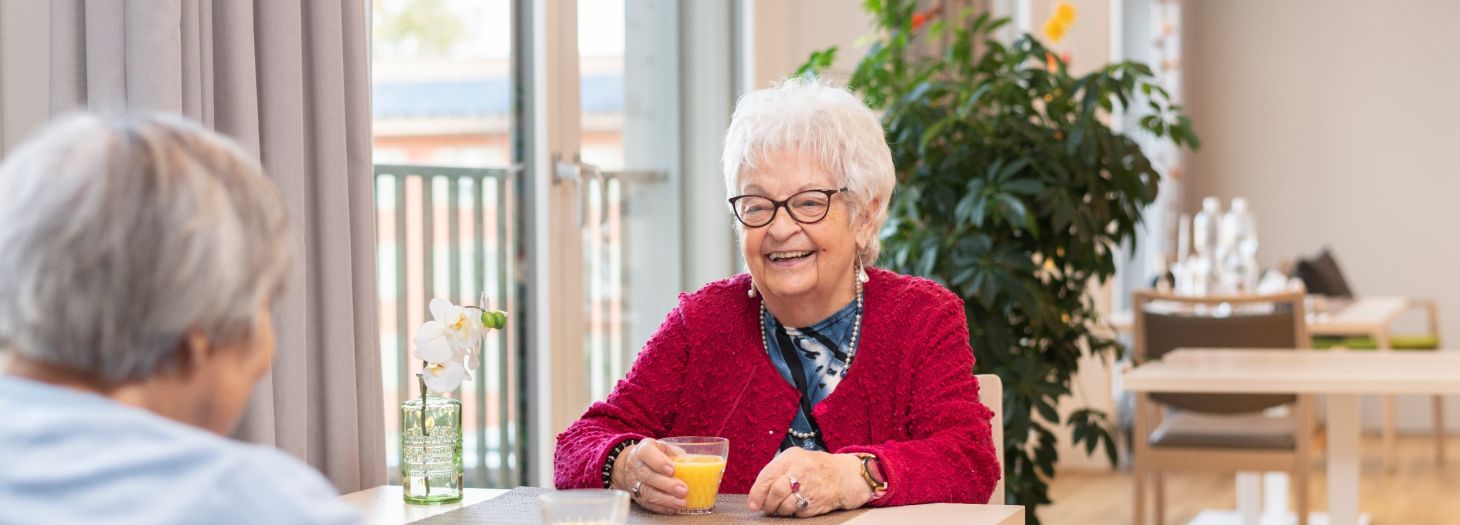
[865,267,963,312]
[0,390,360,525]
[209,444,361,524]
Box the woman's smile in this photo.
[765,249,816,268]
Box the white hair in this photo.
[722,77,896,266]
[0,114,292,383]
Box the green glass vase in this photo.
[401,394,463,504]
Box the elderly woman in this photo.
[0,115,357,524]
[554,79,999,517]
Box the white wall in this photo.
[0,0,50,155]
[741,0,874,90]
[1182,0,1460,431]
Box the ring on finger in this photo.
[631,480,643,499]
[786,474,808,511]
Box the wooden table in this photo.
[1305,298,1412,470]
[340,485,1025,524]
[1123,349,1460,525]
[1106,297,1407,338]
[1304,297,1408,339]
[1109,297,1414,468]
[340,486,506,525]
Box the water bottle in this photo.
[1230,198,1260,292]
[1217,201,1242,294]
[1172,214,1193,295]
[1190,197,1221,296]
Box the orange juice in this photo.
[672,454,726,511]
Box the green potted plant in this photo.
[799,2,1198,522]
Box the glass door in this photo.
[370,0,522,488]
[575,0,682,401]
[372,0,690,487]
[524,0,685,482]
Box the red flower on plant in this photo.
[911,5,944,31]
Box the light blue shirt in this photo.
[0,375,361,525]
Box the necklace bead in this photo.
[788,428,818,439]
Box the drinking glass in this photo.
[538,489,630,525]
[661,436,730,515]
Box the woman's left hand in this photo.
[747,448,871,517]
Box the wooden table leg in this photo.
[1236,472,1262,525]
[1383,394,1397,472]
[1328,394,1362,525]
[1435,394,1446,465]
[1378,332,1396,473]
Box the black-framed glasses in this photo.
[728,187,847,228]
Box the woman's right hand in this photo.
[610,438,688,514]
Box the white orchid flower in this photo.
[411,297,502,394]
[430,297,485,349]
[458,345,479,371]
[412,320,454,363]
[421,360,468,393]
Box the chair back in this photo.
[1132,290,1308,414]
[976,374,1004,505]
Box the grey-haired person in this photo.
[0,114,359,525]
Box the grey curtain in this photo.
[48,0,384,492]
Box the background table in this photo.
[1304,298,1410,469]
[1123,348,1460,525]
[340,485,1024,524]
[1107,297,1407,334]
[1110,297,1414,468]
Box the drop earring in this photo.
[856,260,870,284]
[748,278,758,298]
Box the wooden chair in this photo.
[1297,248,1445,464]
[976,374,1005,505]
[1130,290,1313,525]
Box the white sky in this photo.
[394,0,627,60]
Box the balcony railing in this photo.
[580,169,667,401]
[374,163,660,486]
[374,164,520,488]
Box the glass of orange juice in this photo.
[662,436,729,515]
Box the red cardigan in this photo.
[553,267,1000,506]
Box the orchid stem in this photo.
[419,360,430,498]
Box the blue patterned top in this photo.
[763,299,860,451]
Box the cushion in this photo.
[1392,334,1441,350]
[1312,336,1377,350]
[1312,334,1439,351]
[1149,411,1297,450]
[1293,248,1354,298]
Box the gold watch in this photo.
[854,453,888,500]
